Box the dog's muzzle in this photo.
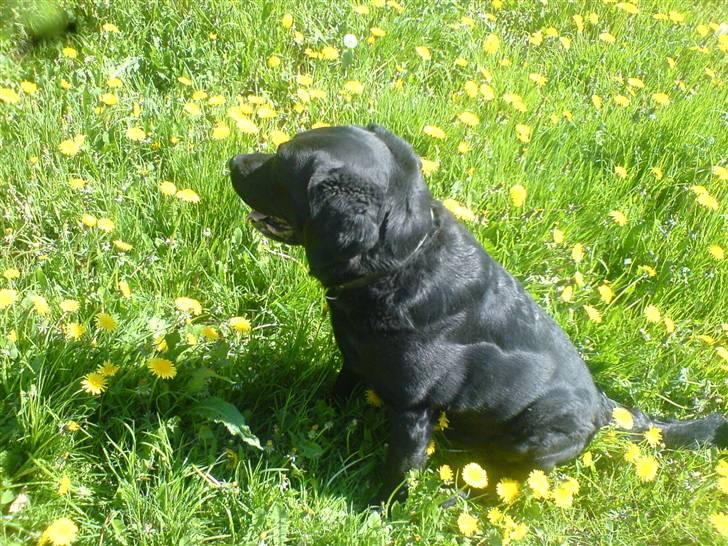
[248,210,296,244]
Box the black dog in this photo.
[229,124,727,501]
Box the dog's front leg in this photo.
[378,406,433,504]
[330,361,363,402]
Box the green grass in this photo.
[1,0,727,544]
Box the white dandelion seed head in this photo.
[343,33,358,48]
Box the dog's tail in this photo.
[599,393,728,448]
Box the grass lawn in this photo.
[1,0,727,544]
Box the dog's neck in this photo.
[324,206,438,297]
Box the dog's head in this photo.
[229,125,433,286]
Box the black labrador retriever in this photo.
[229,124,727,501]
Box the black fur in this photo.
[229,124,727,501]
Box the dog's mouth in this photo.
[248,210,297,244]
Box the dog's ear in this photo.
[305,166,383,266]
[366,124,422,174]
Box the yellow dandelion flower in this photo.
[439,464,453,483]
[599,32,616,44]
[437,412,449,430]
[612,407,634,429]
[529,73,547,87]
[462,462,488,488]
[102,22,120,32]
[663,316,675,334]
[457,141,471,154]
[60,299,80,313]
[552,483,574,508]
[574,272,585,287]
[560,285,574,303]
[113,240,132,252]
[483,33,500,54]
[65,421,80,432]
[645,426,663,447]
[696,192,719,210]
[458,111,480,126]
[20,81,38,94]
[183,102,202,116]
[582,451,595,468]
[269,130,290,147]
[527,469,550,499]
[62,47,78,58]
[515,124,531,143]
[442,198,476,222]
[65,322,86,340]
[96,313,117,332]
[96,217,114,232]
[0,87,20,104]
[710,513,728,538]
[573,14,584,32]
[552,228,565,244]
[708,245,724,260]
[3,268,20,280]
[583,305,602,323]
[107,77,122,88]
[426,439,436,456]
[415,46,431,60]
[651,167,663,180]
[212,123,231,140]
[229,316,252,334]
[175,297,202,315]
[571,243,584,263]
[68,178,86,190]
[175,189,201,203]
[58,135,84,156]
[200,325,220,341]
[592,95,603,109]
[457,512,479,537]
[320,46,339,60]
[31,295,50,315]
[267,55,281,68]
[638,265,657,277]
[613,94,630,107]
[614,166,628,179]
[235,117,257,134]
[118,280,131,299]
[652,93,670,106]
[281,13,294,29]
[148,357,177,379]
[496,478,520,504]
[421,158,439,176]
[712,165,728,181]
[644,305,661,323]
[423,125,446,139]
[624,442,641,463]
[126,127,146,141]
[159,181,177,196]
[365,389,383,407]
[480,83,496,101]
[0,288,18,309]
[635,455,659,482]
[453,57,468,67]
[40,517,78,545]
[58,475,71,495]
[609,210,628,226]
[208,94,225,106]
[343,80,364,95]
[509,184,527,207]
[598,284,614,304]
[81,372,107,394]
[81,214,97,227]
[99,93,118,106]
[97,360,119,377]
[370,27,386,38]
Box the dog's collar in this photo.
[325,207,437,297]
